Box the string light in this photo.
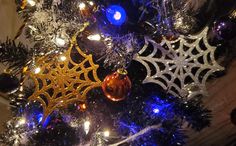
[15,118,26,128]
[27,0,36,6]
[59,55,67,61]
[34,67,41,74]
[88,1,94,6]
[79,2,86,10]
[103,130,110,137]
[153,108,160,114]
[84,121,90,134]
[106,5,127,25]
[54,37,66,47]
[87,34,101,41]
[114,11,122,20]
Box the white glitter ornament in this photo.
[134,27,224,99]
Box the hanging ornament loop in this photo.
[117,68,128,79]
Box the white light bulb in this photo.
[103,130,110,137]
[84,121,90,134]
[27,0,36,6]
[18,118,26,125]
[59,55,66,61]
[55,37,66,47]
[89,1,94,6]
[87,34,101,41]
[19,85,23,91]
[79,2,86,10]
[15,118,26,128]
[34,67,41,74]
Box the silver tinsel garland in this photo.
[18,0,92,56]
[102,33,141,70]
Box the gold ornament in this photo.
[27,37,101,122]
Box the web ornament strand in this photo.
[134,27,224,99]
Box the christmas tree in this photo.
[0,0,236,145]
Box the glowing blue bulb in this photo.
[37,114,43,123]
[114,11,122,20]
[153,108,160,114]
[106,5,126,25]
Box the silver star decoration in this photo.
[134,27,224,99]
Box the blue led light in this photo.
[106,5,127,25]
[25,101,52,128]
[144,96,174,120]
[153,108,160,114]
[36,113,43,123]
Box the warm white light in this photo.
[18,118,26,125]
[55,37,66,47]
[27,0,36,6]
[84,121,90,134]
[15,118,26,128]
[59,55,67,61]
[114,11,121,20]
[19,85,23,92]
[79,2,86,10]
[70,121,78,128]
[34,67,41,74]
[89,1,94,6]
[103,130,110,137]
[87,34,101,41]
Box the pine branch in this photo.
[174,96,212,131]
[0,39,31,74]
[9,85,34,116]
[157,93,212,131]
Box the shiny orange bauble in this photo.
[102,68,131,101]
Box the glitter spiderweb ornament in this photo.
[134,27,224,99]
[26,37,101,121]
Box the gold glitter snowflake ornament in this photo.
[27,38,101,121]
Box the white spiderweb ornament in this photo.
[134,27,224,98]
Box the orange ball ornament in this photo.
[102,68,131,101]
